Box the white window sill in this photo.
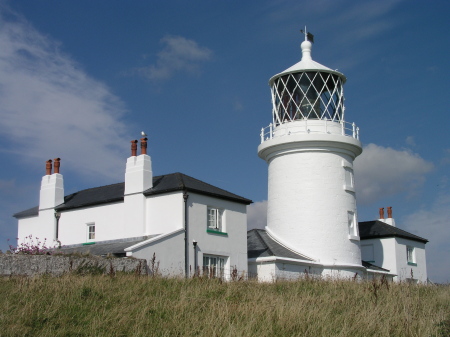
[344,185,355,193]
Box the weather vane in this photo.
[300,26,314,43]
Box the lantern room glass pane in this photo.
[272,71,344,125]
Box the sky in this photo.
[0,0,449,282]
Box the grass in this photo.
[0,274,448,337]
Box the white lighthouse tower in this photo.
[258,33,364,277]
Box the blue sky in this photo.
[0,0,449,282]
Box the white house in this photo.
[13,138,252,278]
[359,207,428,283]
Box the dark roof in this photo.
[56,236,156,256]
[57,182,125,212]
[361,260,390,272]
[13,172,252,218]
[247,228,314,261]
[13,206,39,219]
[359,220,428,244]
[144,173,252,204]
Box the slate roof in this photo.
[247,228,314,261]
[13,172,252,218]
[248,228,391,272]
[359,220,428,244]
[56,236,156,256]
[361,260,390,272]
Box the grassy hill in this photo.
[0,274,448,336]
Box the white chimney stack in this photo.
[39,158,64,210]
[124,138,153,195]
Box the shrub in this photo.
[8,235,56,255]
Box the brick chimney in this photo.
[39,158,64,210]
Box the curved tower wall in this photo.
[259,128,362,265]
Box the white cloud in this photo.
[402,193,450,283]
[0,8,130,180]
[138,35,212,81]
[247,200,267,230]
[354,143,434,205]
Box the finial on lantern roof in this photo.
[300,27,314,61]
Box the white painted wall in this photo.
[249,257,369,282]
[123,193,147,238]
[187,192,248,279]
[360,237,427,283]
[17,210,56,247]
[146,192,184,235]
[360,237,396,276]
[395,237,427,283]
[58,202,125,245]
[130,229,185,276]
[248,261,276,282]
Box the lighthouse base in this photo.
[247,229,395,282]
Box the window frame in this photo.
[406,246,416,266]
[347,211,359,240]
[207,207,225,233]
[87,223,95,241]
[202,254,226,279]
[342,162,355,193]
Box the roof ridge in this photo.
[255,229,274,256]
[182,173,250,200]
[66,181,124,195]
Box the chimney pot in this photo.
[387,206,393,218]
[46,159,52,175]
[53,158,61,174]
[140,137,148,155]
[379,207,385,219]
[130,140,138,156]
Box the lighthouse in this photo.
[257,32,363,276]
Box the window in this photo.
[87,223,95,241]
[203,255,226,278]
[343,166,355,192]
[347,211,359,239]
[207,207,224,232]
[407,246,416,265]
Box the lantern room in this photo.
[269,39,346,126]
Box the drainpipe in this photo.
[54,211,61,248]
[193,240,198,276]
[183,191,189,278]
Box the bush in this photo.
[8,235,56,255]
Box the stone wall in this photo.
[0,254,149,276]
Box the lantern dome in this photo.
[269,40,347,124]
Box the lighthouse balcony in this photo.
[260,119,359,144]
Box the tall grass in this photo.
[0,274,448,337]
